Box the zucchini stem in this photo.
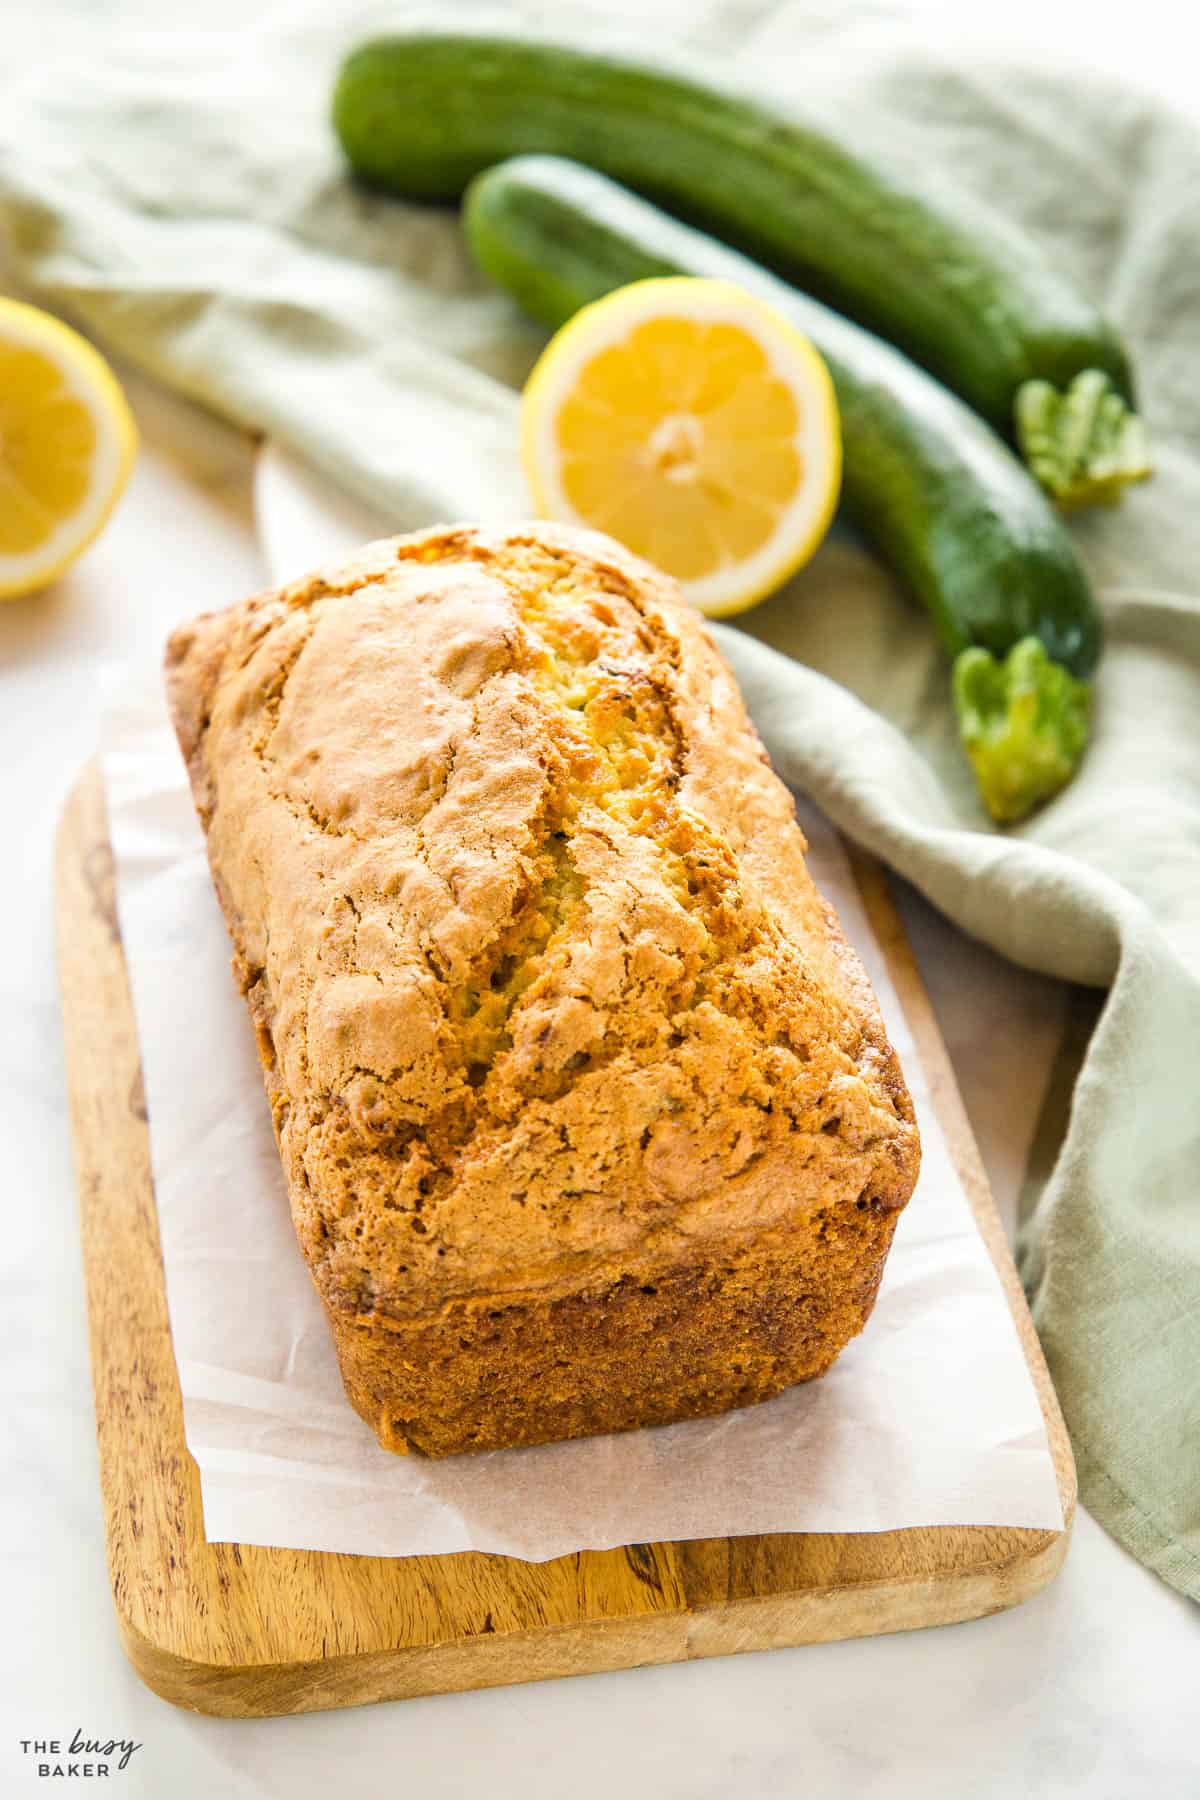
[1015,370,1152,509]
[953,638,1092,824]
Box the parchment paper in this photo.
[101,658,1063,1561]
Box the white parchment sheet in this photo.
[101,659,1063,1561]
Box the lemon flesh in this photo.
[521,278,841,616]
[0,298,136,599]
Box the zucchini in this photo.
[333,29,1150,508]
[464,156,1099,823]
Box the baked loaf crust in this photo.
[166,523,920,1456]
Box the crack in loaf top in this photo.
[166,523,918,1321]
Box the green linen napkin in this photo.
[3,4,1196,1597]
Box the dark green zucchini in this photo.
[333,29,1150,508]
[464,155,1098,823]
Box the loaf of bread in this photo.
[165,523,920,1457]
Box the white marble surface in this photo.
[2,2,1198,1794]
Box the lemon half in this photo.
[521,277,841,617]
[0,298,137,600]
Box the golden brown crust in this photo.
[165,522,920,1455]
[333,1196,902,1457]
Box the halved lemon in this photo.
[521,277,841,618]
[0,298,137,600]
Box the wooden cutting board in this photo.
[56,762,1074,1719]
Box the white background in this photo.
[1,1,1197,1795]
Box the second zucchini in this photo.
[465,155,1099,823]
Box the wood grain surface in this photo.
[56,762,1075,1718]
